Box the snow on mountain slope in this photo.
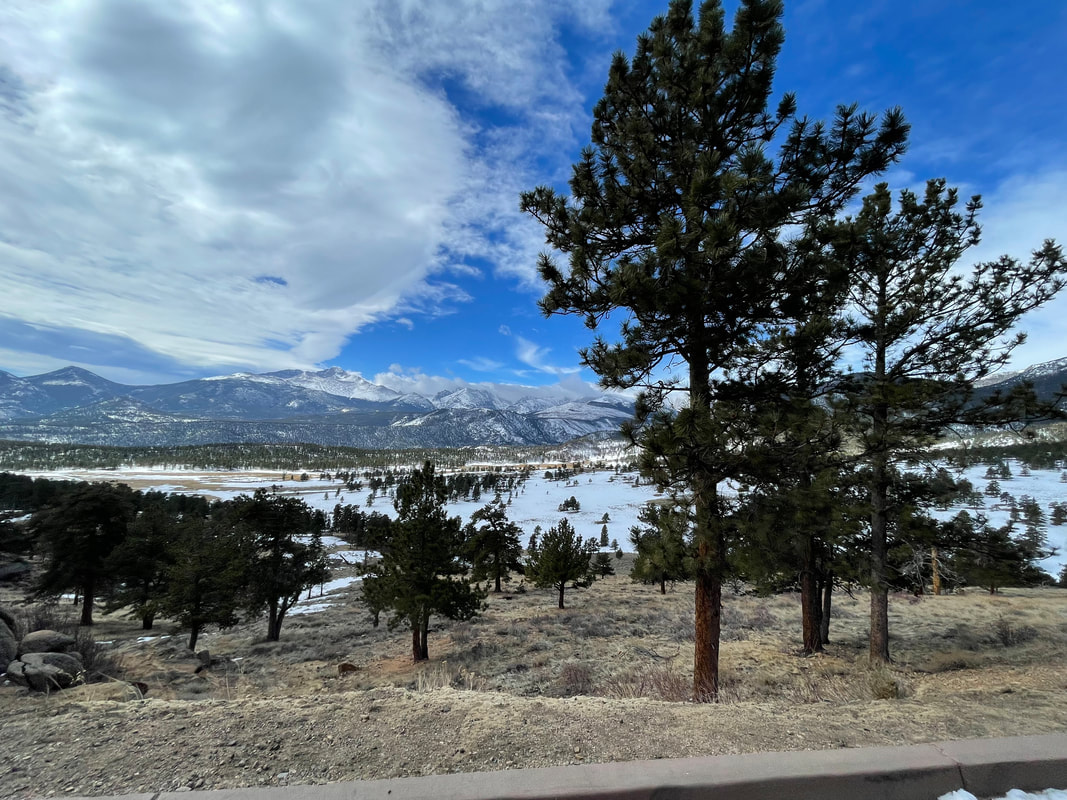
[270,367,402,404]
[0,365,636,447]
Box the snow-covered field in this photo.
[20,457,1067,575]
[940,789,1067,799]
[929,460,1067,576]
[20,466,665,550]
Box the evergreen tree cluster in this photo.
[522,0,1067,698]
[4,474,330,648]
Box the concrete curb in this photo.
[66,734,1067,800]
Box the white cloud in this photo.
[963,169,1067,370]
[457,357,504,372]
[0,0,610,378]
[515,335,582,376]
[374,364,602,403]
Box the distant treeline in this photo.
[0,440,490,471]
[0,439,625,472]
[939,440,1067,472]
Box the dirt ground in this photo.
[2,561,1066,799]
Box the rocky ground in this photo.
[2,567,1066,799]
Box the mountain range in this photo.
[1,357,1064,449]
[0,366,635,448]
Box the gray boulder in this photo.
[6,652,84,692]
[0,604,15,632]
[18,629,76,656]
[0,618,16,672]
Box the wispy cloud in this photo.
[964,169,1067,370]
[515,336,582,376]
[458,357,504,372]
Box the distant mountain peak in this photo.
[0,364,635,447]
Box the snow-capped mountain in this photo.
[0,366,634,448]
[266,367,404,405]
[973,358,1067,404]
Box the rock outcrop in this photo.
[18,629,77,656]
[6,651,84,691]
[1,620,87,693]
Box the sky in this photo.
[1,0,1065,391]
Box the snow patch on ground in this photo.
[940,789,1067,799]
[930,460,1067,575]
[288,575,362,616]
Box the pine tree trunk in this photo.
[188,624,201,652]
[267,605,281,642]
[820,572,833,645]
[690,356,721,702]
[869,282,892,664]
[557,583,565,609]
[411,625,424,662]
[694,566,721,701]
[869,454,891,663]
[419,617,430,661]
[931,547,942,595]
[800,535,823,654]
[659,577,666,595]
[141,614,154,631]
[80,575,95,626]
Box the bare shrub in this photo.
[415,662,482,691]
[922,650,984,673]
[744,604,774,631]
[13,602,76,640]
[867,666,907,700]
[601,665,691,702]
[73,628,126,682]
[994,615,1038,647]
[941,623,988,651]
[786,673,867,704]
[553,662,594,697]
[450,623,473,646]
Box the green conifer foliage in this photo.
[361,462,484,661]
[526,518,598,609]
[629,503,693,594]
[226,489,330,642]
[31,482,135,626]
[467,499,524,593]
[160,514,245,651]
[521,0,907,698]
[828,180,1066,662]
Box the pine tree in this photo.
[103,496,179,630]
[629,503,693,594]
[31,482,135,626]
[467,498,524,593]
[521,0,906,698]
[526,518,598,609]
[593,551,616,577]
[361,462,484,661]
[829,180,1066,662]
[159,514,245,651]
[226,489,330,642]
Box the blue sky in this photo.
[1,0,1065,393]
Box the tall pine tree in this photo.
[521,0,906,699]
[827,180,1066,662]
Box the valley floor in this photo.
[2,571,1066,798]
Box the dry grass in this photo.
[5,560,1067,716]
[4,561,1067,799]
